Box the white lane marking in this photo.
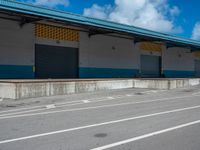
[91,120,200,150]
[0,95,121,115]
[0,97,116,117]
[114,96,124,99]
[0,95,115,115]
[0,108,47,117]
[46,104,56,109]
[0,105,45,114]
[0,95,127,117]
[0,100,81,114]
[0,94,141,117]
[0,94,199,120]
[0,90,163,115]
[0,98,3,102]
[0,104,200,145]
[82,100,90,103]
[56,97,105,106]
[192,91,200,96]
[107,97,114,100]
[0,102,83,117]
[0,96,123,117]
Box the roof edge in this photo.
[0,0,200,48]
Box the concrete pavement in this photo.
[0,86,200,150]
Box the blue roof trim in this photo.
[1,0,200,48]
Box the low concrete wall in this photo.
[0,83,16,99]
[135,79,200,90]
[134,80,169,89]
[0,78,200,99]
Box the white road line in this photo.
[45,104,56,109]
[91,120,200,150]
[0,105,44,114]
[0,96,120,115]
[0,90,158,114]
[192,91,200,96]
[0,95,128,117]
[0,96,120,117]
[0,95,199,120]
[0,95,146,117]
[0,102,83,117]
[0,96,113,115]
[0,100,81,114]
[0,90,162,115]
[0,96,124,117]
[107,97,114,100]
[82,100,90,103]
[0,104,200,145]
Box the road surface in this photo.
[0,86,200,150]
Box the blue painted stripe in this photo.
[79,67,139,78]
[0,65,34,79]
[163,70,195,78]
[195,71,200,77]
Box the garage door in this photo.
[195,60,200,77]
[141,55,161,77]
[35,44,78,79]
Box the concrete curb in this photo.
[0,79,200,99]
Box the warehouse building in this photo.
[0,0,200,79]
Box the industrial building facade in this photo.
[0,0,200,79]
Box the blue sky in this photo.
[17,0,200,41]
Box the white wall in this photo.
[163,47,195,71]
[79,32,139,69]
[0,18,197,79]
[0,19,34,65]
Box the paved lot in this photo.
[0,86,200,150]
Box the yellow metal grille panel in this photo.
[139,42,162,52]
[193,51,200,58]
[35,24,79,42]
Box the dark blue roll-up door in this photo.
[195,60,200,77]
[141,55,161,77]
[35,44,78,79]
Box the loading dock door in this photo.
[195,60,200,77]
[141,55,161,77]
[35,44,78,79]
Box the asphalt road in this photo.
[0,86,200,150]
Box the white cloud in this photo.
[84,4,112,20]
[191,22,200,41]
[170,6,180,17]
[25,0,69,8]
[83,0,182,34]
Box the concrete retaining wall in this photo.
[0,78,200,99]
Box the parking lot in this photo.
[0,86,200,150]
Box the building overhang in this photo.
[1,0,200,51]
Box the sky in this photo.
[17,0,200,41]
